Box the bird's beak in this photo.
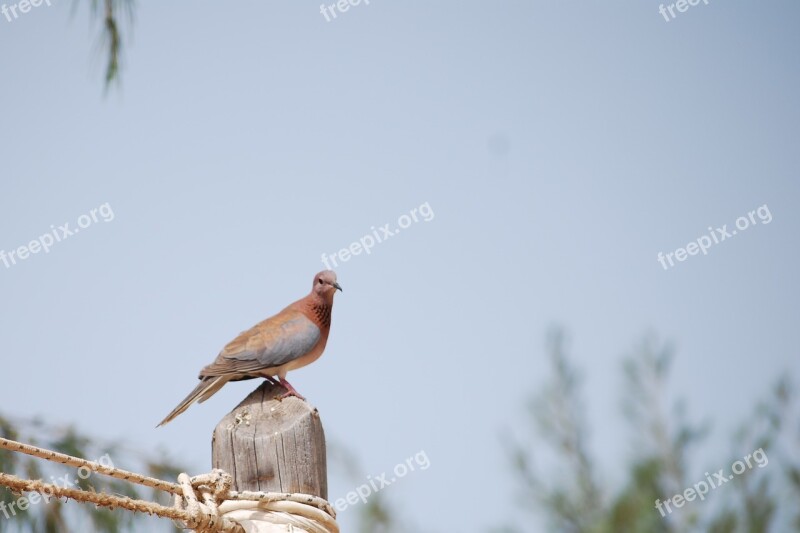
[333,282,343,292]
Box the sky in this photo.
[1,1,799,531]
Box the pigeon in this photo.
[157,270,341,427]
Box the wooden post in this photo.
[211,381,328,499]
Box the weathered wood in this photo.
[211,381,327,499]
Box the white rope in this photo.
[218,500,339,533]
[0,436,181,494]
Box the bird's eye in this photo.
[318,279,323,284]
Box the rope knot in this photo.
[174,471,243,532]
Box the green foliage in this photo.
[67,0,133,88]
[89,0,134,88]
[506,329,800,533]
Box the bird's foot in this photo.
[277,378,306,401]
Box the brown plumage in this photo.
[157,270,342,427]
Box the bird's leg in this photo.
[277,377,306,401]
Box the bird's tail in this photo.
[157,376,230,427]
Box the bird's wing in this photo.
[199,310,321,377]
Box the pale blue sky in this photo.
[1,1,799,531]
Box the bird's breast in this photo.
[285,331,329,372]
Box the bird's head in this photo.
[313,270,342,299]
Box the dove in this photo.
[157,270,342,427]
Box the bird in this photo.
[157,270,342,427]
